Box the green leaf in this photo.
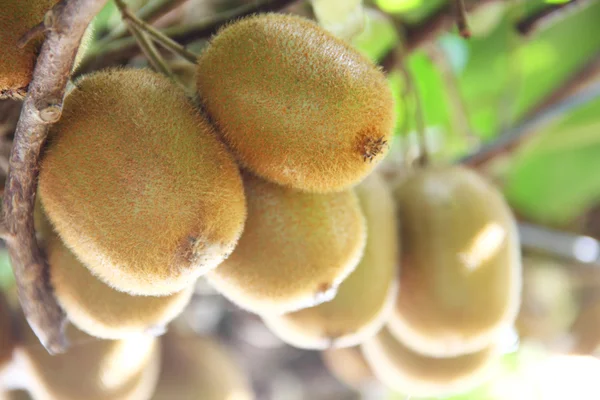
[0,250,14,290]
[375,0,423,13]
[457,0,600,138]
[504,97,600,224]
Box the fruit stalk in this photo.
[2,0,108,355]
[115,0,198,64]
[115,0,177,77]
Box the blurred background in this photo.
[2,0,600,399]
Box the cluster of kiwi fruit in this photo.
[0,289,253,400]
[2,3,525,398]
[313,164,522,398]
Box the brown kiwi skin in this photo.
[0,1,91,99]
[262,172,399,349]
[207,172,366,315]
[38,68,247,296]
[389,165,522,358]
[361,328,501,398]
[196,13,395,193]
[0,0,58,98]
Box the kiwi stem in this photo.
[453,0,471,39]
[130,25,177,77]
[116,2,198,64]
[16,21,47,49]
[100,0,190,43]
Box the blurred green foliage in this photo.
[361,0,600,229]
[354,0,600,397]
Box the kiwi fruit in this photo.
[515,255,577,347]
[13,318,160,400]
[0,391,30,400]
[321,346,375,390]
[38,68,247,296]
[361,328,500,398]
[388,165,521,357]
[152,331,253,400]
[196,13,395,193]
[207,172,366,315]
[262,172,398,348]
[45,232,195,340]
[569,299,600,355]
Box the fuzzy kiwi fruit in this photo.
[13,318,160,400]
[361,328,501,398]
[321,346,375,390]
[516,255,577,347]
[152,331,253,400]
[389,165,521,357]
[38,68,246,296]
[207,172,366,315]
[45,232,194,340]
[196,13,395,193]
[262,172,398,348]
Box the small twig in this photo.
[459,81,600,167]
[17,21,48,49]
[76,0,300,74]
[131,24,175,77]
[3,0,108,354]
[115,0,177,78]
[454,0,471,39]
[401,0,499,53]
[516,0,587,36]
[118,2,197,64]
[519,222,600,267]
[102,0,190,42]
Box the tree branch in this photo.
[515,0,589,36]
[458,80,600,167]
[401,0,499,52]
[3,0,108,355]
[76,0,301,75]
